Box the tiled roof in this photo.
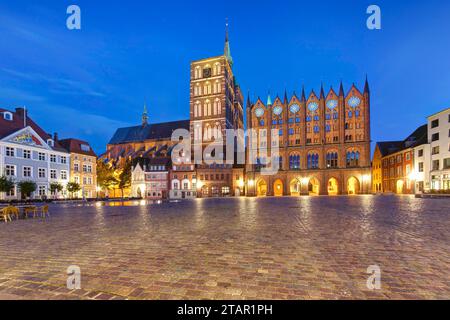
[108,120,190,145]
[376,124,428,157]
[133,157,172,171]
[0,107,67,152]
[58,138,97,157]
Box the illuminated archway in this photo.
[328,178,339,196]
[396,180,404,194]
[347,177,360,195]
[290,179,301,196]
[257,179,267,197]
[308,177,320,196]
[274,179,283,197]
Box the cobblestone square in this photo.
[0,196,449,300]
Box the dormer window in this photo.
[3,112,13,121]
[81,144,90,152]
[47,139,54,147]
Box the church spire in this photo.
[246,92,252,109]
[364,75,370,94]
[142,102,148,126]
[339,81,345,97]
[224,19,233,67]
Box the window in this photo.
[432,160,440,171]
[5,165,16,177]
[288,129,294,135]
[432,133,439,142]
[50,169,57,179]
[38,152,46,161]
[444,158,450,169]
[3,112,13,121]
[431,119,439,128]
[50,154,57,163]
[74,176,80,184]
[405,153,411,161]
[23,150,31,159]
[418,149,424,157]
[307,153,319,169]
[346,151,360,167]
[74,163,79,172]
[432,146,440,155]
[81,144,90,152]
[418,162,424,172]
[326,152,338,168]
[83,165,88,173]
[38,185,46,197]
[61,156,67,164]
[38,168,46,178]
[23,167,32,178]
[47,139,54,147]
[6,147,15,157]
[61,171,68,180]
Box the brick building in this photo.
[245,81,372,196]
[372,125,427,194]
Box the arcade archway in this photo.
[290,179,301,196]
[273,179,284,197]
[328,178,339,196]
[347,177,360,195]
[308,178,320,196]
[257,180,267,197]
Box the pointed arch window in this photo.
[307,153,319,169]
[326,152,338,168]
[289,154,300,170]
[346,151,360,167]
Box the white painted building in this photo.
[413,143,430,192]
[428,108,450,190]
[0,108,71,200]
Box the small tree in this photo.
[18,180,37,200]
[97,160,118,197]
[66,182,81,199]
[118,160,132,199]
[0,176,15,200]
[49,182,64,199]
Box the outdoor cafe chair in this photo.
[6,206,20,220]
[0,208,12,223]
[38,205,50,218]
[24,206,38,219]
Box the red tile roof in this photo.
[58,138,97,157]
[0,107,67,152]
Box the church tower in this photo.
[188,22,245,197]
[189,23,243,162]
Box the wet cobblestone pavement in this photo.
[0,196,449,300]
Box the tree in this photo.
[49,182,64,199]
[17,180,37,200]
[66,182,81,199]
[0,176,15,200]
[96,160,118,197]
[118,160,132,199]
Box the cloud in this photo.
[1,68,106,98]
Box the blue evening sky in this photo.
[1,0,449,154]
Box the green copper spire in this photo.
[142,101,148,126]
[267,92,273,106]
[224,19,233,67]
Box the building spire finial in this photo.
[224,18,233,67]
[142,101,148,126]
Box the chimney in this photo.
[15,107,26,117]
[53,132,59,142]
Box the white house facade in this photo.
[0,127,71,200]
[428,107,450,191]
